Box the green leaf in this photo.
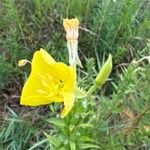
[47,118,66,127]
[69,141,76,150]
[44,132,59,148]
[59,146,67,150]
[75,87,86,98]
[28,139,47,150]
[80,143,99,149]
[112,105,124,113]
[79,136,94,142]
[78,123,93,128]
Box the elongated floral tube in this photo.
[67,40,82,68]
[95,54,112,86]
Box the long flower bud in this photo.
[95,54,112,86]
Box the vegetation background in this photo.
[0,0,150,149]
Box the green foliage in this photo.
[44,96,99,150]
[0,107,33,149]
[0,0,150,149]
[93,63,150,149]
[0,107,49,150]
[0,56,15,88]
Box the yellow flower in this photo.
[63,18,79,41]
[20,48,76,118]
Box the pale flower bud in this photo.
[18,59,30,67]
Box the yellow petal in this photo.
[20,72,51,106]
[31,50,75,80]
[60,92,75,118]
[20,71,65,106]
[31,49,55,73]
[41,62,76,91]
[39,48,55,64]
[63,66,76,92]
[20,95,51,106]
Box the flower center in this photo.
[36,73,64,98]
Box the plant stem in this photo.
[133,104,150,126]
[86,83,99,97]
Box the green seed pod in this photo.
[95,54,112,86]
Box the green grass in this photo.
[0,0,150,149]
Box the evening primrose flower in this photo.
[63,18,82,68]
[20,48,76,118]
